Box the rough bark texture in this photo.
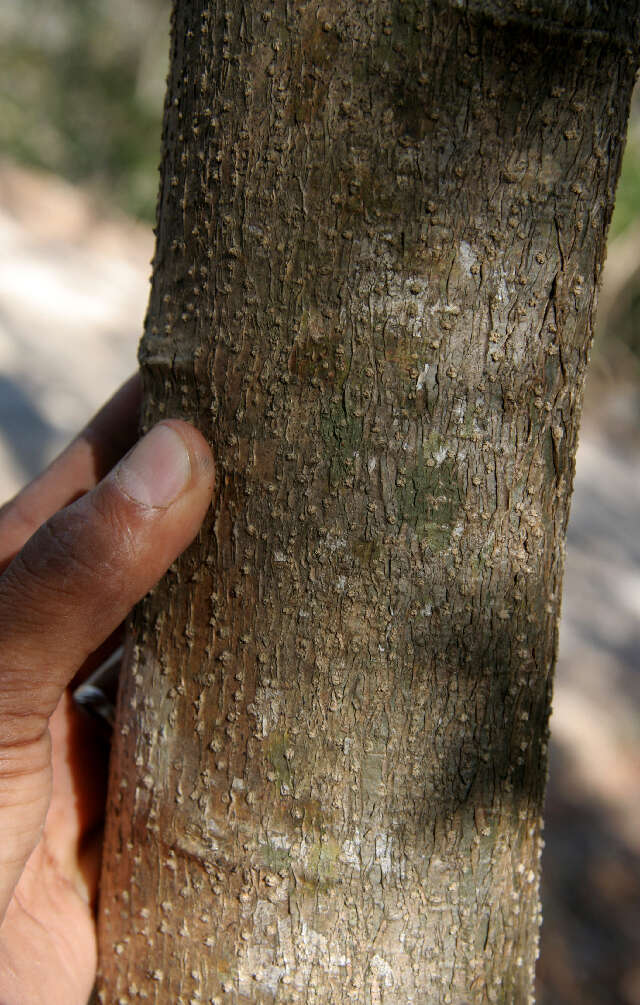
[97,2,638,1002]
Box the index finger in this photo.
[0,374,141,573]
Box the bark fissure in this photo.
[98,2,638,1002]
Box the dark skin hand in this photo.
[0,376,215,1004]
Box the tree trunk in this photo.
[97,2,639,1001]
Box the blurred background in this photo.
[0,2,639,1001]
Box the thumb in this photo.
[0,418,214,746]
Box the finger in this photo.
[46,690,110,903]
[0,374,142,573]
[0,420,214,916]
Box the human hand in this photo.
[0,376,214,1004]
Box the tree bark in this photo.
[97,2,639,1001]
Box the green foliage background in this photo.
[611,89,640,241]
[1,0,639,235]
[0,0,170,221]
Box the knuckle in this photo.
[88,481,139,567]
[21,513,95,602]
[0,708,50,754]
[3,483,140,609]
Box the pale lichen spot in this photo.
[370,954,395,988]
[325,532,347,551]
[416,363,430,391]
[251,682,282,737]
[341,837,361,869]
[375,832,393,877]
[458,240,477,273]
[237,955,284,998]
[299,921,328,958]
